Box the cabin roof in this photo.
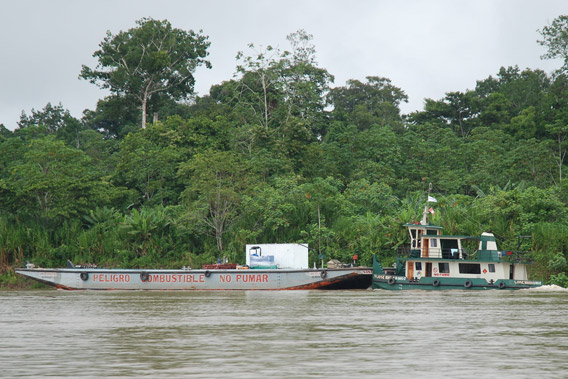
[422,235,481,240]
[403,223,444,229]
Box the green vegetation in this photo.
[2,17,568,287]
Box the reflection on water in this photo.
[1,287,568,378]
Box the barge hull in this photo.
[15,267,372,290]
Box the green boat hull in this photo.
[372,275,542,290]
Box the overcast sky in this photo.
[1,0,566,130]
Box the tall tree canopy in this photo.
[538,15,568,74]
[80,18,211,129]
[17,102,83,147]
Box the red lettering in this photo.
[91,273,132,283]
[233,273,269,283]
[220,274,232,283]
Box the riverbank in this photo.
[0,270,48,290]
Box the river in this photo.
[1,287,567,378]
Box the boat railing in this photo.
[499,250,534,263]
[427,248,470,259]
[397,245,534,262]
[398,246,470,260]
[440,248,468,259]
[397,245,413,257]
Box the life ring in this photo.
[498,281,506,289]
[433,279,440,287]
[388,277,396,285]
[140,272,149,282]
[464,280,473,288]
[80,272,89,281]
[205,270,211,278]
[320,270,327,279]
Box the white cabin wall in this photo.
[513,264,528,280]
[433,261,513,281]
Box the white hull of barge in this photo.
[15,267,372,290]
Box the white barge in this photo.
[16,244,372,290]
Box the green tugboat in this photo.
[372,191,542,291]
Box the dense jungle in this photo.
[3,16,568,287]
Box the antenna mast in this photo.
[421,183,433,225]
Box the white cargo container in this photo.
[246,243,308,269]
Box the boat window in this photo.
[438,262,450,273]
[411,229,417,248]
[459,263,481,274]
[416,262,422,270]
[426,229,438,236]
[488,264,495,273]
[431,239,438,247]
[441,239,460,259]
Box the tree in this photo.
[544,74,568,184]
[6,137,107,224]
[178,151,251,254]
[297,177,348,258]
[113,130,182,206]
[81,95,139,139]
[328,76,408,130]
[234,43,285,130]
[280,30,334,136]
[80,18,211,129]
[538,15,568,74]
[233,30,333,135]
[18,102,83,147]
[419,91,480,139]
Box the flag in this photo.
[429,207,435,215]
[428,195,437,203]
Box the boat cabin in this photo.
[402,223,530,282]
